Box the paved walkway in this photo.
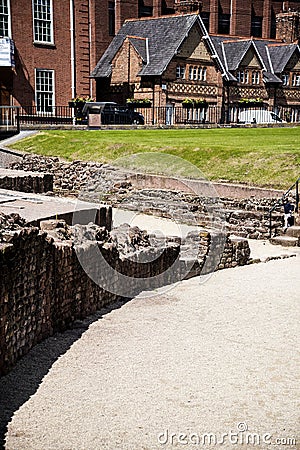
[3,255,299,450]
[0,131,38,168]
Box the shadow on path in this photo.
[0,298,130,449]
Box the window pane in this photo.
[282,73,289,86]
[218,13,230,34]
[36,69,54,113]
[251,16,262,38]
[0,0,10,37]
[33,0,53,43]
[108,1,115,36]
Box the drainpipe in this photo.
[127,40,131,101]
[70,0,76,124]
[70,0,76,98]
[88,0,92,98]
[152,79,155,125]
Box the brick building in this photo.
[0,0,103,112]
[92,13,300,123]
[0,0,300,112]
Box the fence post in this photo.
[296,179,299,213]
[16,107,20,133]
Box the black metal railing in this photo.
[0,106,20,137]
[132,105,300,126]
[14,104,300,127]
[269,177,300,238]
[19,106,73,125]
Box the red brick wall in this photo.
[5,0,300,108]
[231,0,251,36]
[10,0,72,107]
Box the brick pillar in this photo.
[209,0,218,34]
[174,1,202,14]
[262,0,271,39]
[230,0,251,36]
[153,0,162,17]
[115,0,139,33]
[276,12,300,43]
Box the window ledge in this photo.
[33,41,56,49]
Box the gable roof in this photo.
[223,40,253,71]
[268,43,300,73]
[128,36,148,63]
[92,13,299,85]
[209,35,283,83]
[92,14,201,78]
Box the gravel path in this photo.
[3,256,299,450]
[0,131,37,168]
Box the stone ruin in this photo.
[4,153,287,375]
[0,205,250,376]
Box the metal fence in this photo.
[19,106,73,125]
[0,106,20,137]
[137,105,300,126]
[14,104,300,127]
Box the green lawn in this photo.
[9,127,300,189]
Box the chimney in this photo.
[174,0,202,14]
[276,11,300,43]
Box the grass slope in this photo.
[9,127,300,189]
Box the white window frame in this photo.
[236,70,244,83]
[0,0,11,38]
[32,0,54,44]
[193,66,197,80]
[244,70,249,84]
[281,73,289,86]
[237,70,249,84]
[252,71,260,85]
[292,73,300,87]
[201,67,207,81]
[189,66,193,80]
[35,68,55,113]
[180,66,185,79]
[176,65,185,79]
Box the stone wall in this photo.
[0,169,53,193]
[11,154,283,199]
[10,154,286,239]
[0,216,250,376]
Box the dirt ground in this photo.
[2,254,299,450]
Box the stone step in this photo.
[285,225,300,238]
[270,236,299,247]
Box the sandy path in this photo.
[4,256,300,450]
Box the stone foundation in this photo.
[10,154,287,239]
[0,217,250,376]
[0,168,53,193]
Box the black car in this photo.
[101,103,144,125]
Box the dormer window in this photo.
[282,73,289,86]
[237,70,249,84]
[252,71,260,85]
[198,67,207,81]
[176,65,185,79]
[292,73,300,86]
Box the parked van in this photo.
[239,109,284,124]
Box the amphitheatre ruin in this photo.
[0,137,299,449]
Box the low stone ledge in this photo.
[0,218,250,376]
[0,168,53,193]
